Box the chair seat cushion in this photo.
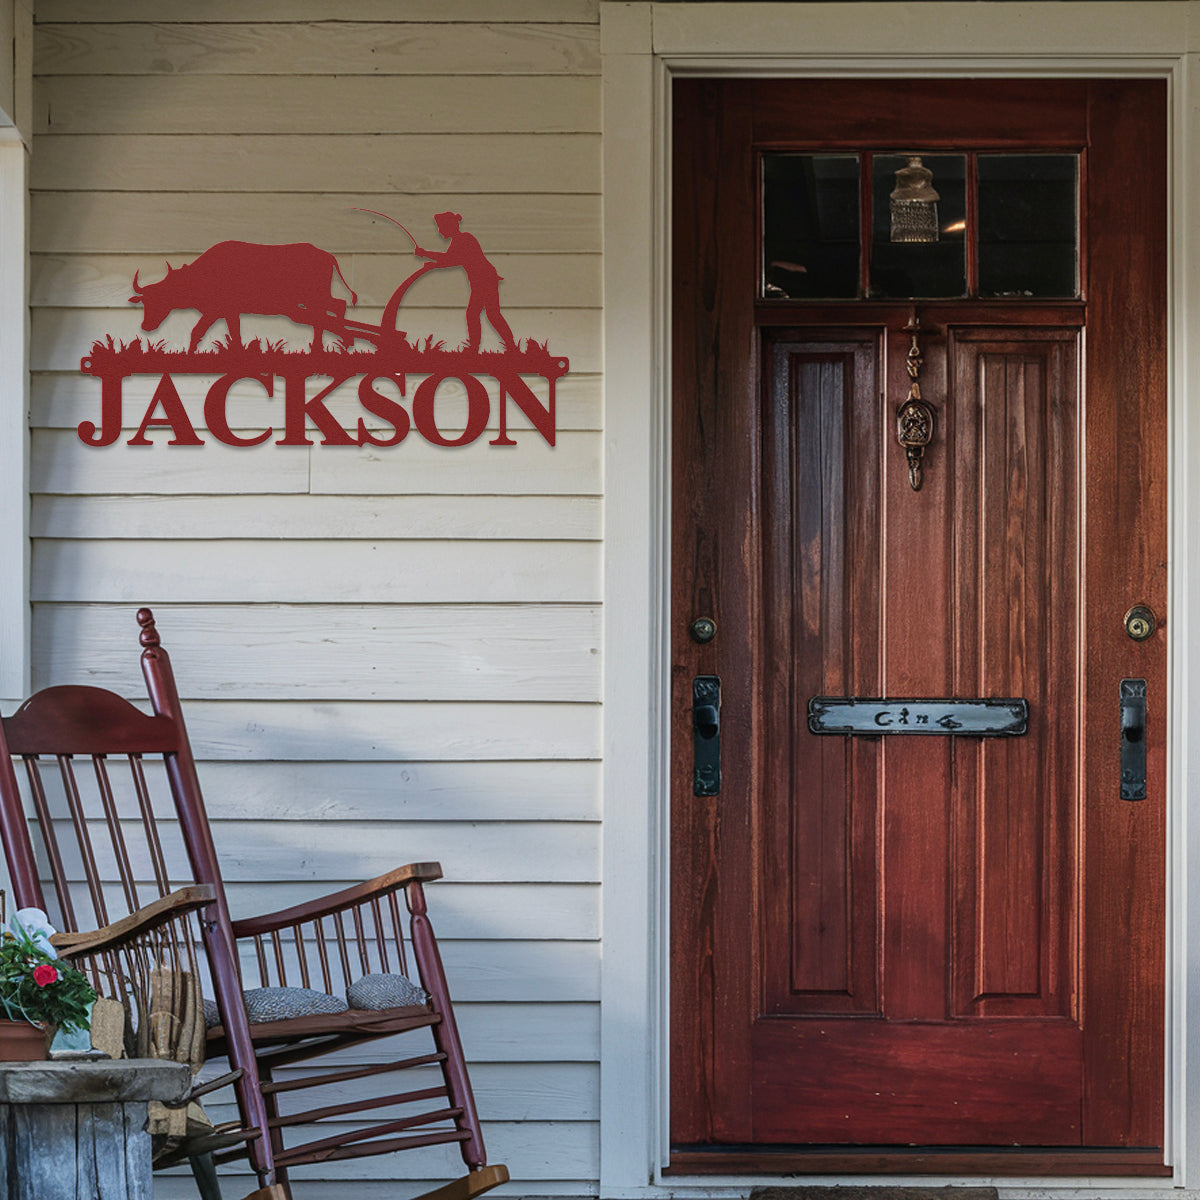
[244,986,350,1023]
[202,986,349,1029]
[347,973,427,1010]
[203,976,425,1029]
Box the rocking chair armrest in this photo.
[51,884,218,959]
[230,862,444,938]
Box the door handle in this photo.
[1120,678,1147,801]
[693,675,721,796]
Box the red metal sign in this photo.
[79,212,568,449]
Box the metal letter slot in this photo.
[693,675,721,796]
[1120,678,1147,801]
[808,697,1028,737]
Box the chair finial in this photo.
[136,608,161,648]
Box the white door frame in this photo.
[600,3,1200,1196]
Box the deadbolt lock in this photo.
[1124,605,1157,642]
[689,617,717,644]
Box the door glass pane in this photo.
[978,154,1078,298]
[870,154,966,298]
[762,154,860,299]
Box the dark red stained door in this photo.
[670,79,1167,1171]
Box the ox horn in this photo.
[131,268,142,294]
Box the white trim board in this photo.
[599,3,1200,1196]
[0,133,29,702]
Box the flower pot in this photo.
[0,1018,48,1061]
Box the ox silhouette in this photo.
[130,241,358,353]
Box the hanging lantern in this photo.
[890,156,940,244]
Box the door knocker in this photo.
[896,316,937,491]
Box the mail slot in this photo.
[808,697,1028,736]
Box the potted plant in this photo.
[0,909,96,1059]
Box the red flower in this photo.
[32,964,58,988]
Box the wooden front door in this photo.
[670,79,1167,1173]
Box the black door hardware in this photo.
[693,675,721,796]
[1120,678,1147,801]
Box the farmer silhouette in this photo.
[414,212,517,352]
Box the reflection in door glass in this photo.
[978,154,1078,297]
[762,154,859,299]
[870,155,966,298]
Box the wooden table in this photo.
[0,1058,191,1200]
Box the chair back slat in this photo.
[388,892,409,976]
[370,897,390,974]
[352,905,370,975]
[252,935,269,987]
[22,757,76,927]
[334,910,353,985]
[295,926,312,989]
[56,755,111,926]
[91,756,140,914]
[315,916,333,989]
[128,755,172,896]
[271,929,287,986]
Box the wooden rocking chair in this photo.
[0,608,509,1200]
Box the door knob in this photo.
[1124,605,1157,641]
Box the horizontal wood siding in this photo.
[30,5,601,1195]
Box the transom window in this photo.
[762,151,1080,301]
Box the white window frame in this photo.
[600,4,1200,1196]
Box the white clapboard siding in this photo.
[35,1,600,26]
[199,1062,597,1125]
[32,134,602,195]
[448,1001,599,1062]
[307,437,600,495]
[32,604,600,701]
[33,370,601,433]
[197,760,601,822]
[33,540,601,603]
[32,429,311,494]
[71,875,596,939]
[207,1062,597,1125]
[37,756,600,822]
[33,430,601,496]
[31,6,604,1197]
[32,251,603,307]
[338,1001,601,1064]
[230,939,599,1003]
[181,701,601,762]
[73,758,600,821]
[218,937,596,1001]
[35,76,600,135]
[46,818,597,883]
[222,882,600,941]
[35,22,601,77]
[35,307,598,371]
[33,193,601,255]
[31,494,602,539]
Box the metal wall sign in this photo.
[78,210,568,451]
[808,697,1028,736]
